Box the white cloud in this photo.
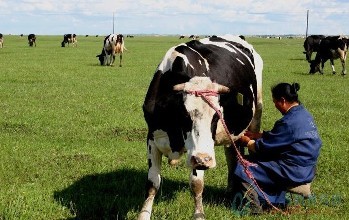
[0,0,348,35]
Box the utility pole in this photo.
[113,12,115,34]
[306,10,309,38]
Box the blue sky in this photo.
[1,0,348,36]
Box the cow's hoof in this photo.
[333,71,336,75]
[194,213,205,220]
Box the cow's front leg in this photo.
[138,141,162,220]
[110,54,116,66]
[190,169,205,220]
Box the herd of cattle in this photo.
[0,33,126,67]
[0,33,347,75]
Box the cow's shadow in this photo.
[54,168,231,219]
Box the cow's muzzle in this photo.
[190,153,213,170]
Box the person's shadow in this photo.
[54,168,231,219]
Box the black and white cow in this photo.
[0,33,3,48]
[28,34,36,47]
[96,34,125,67]
[61,34,77,47]
[139,35,263,220]
[303,35,326,62]
[309,35,347,75]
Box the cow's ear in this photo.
[173,83,186,91]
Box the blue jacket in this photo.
[234,105,322,204]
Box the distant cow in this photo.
[309,36,347,75]
[96,34,125,67]
[138,35,263,220]
[61,34,77,47]
[0,33,3,48]
[303,35,326,62]
[28,34,36,47]
[179,35,185,39]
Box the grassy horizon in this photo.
[0,35,348,219]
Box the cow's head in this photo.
[96,50,106,65]
[309,60,320,74]
[173,77,230,170]
[28,39,34,46]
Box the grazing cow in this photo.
[96,34,125,67]
[239,35,246,41]
[61,34,77,47]
[189,35,199,40]
[179,35,185,39]
[0,33,3,48]
[303,35,326,62]
[139,35,263,220]
[28,34,36,47]
[309,35,348,75]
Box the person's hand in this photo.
[239,135,251,146]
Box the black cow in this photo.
[303,35,326,62]
[61,34,77,47]
[0,33,3,48]
[138,35,263,220]
[309,36,347,75]
[28,34,36,47]
[179,35,185,39]
[96,34,125,67]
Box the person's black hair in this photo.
[271,82,300,103]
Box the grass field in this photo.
[0,35,348,220]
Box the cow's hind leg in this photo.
[340,56,347,75]
[330,59,336,74]
[190,169,206,220]
[224,145,240,193]
[138,140,162,220]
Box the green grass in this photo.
[0,35,348,219]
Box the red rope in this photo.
[187,89,283,213]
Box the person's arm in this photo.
[244,130,263,139]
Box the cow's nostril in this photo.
[204,157,211,162]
